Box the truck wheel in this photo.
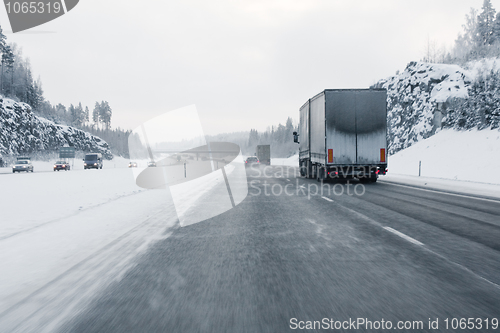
[316,167,324,182]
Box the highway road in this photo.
[49,165,500,332]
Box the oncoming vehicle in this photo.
[245,156,259,166]
[54,160,70,171]
[147,161,157,167]
[12,159,34,173]
[128,161,138,168]
[83,153,103,170]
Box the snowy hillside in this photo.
[389,128,500,184]
[375,59,500,154]
[0,97,112,159]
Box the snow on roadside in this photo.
[0,167,176,319]
[271,155,299,166]
[0,154,241,322]
[381,174,500,200]
[388,128,500,185]
[0,188,176,315]
[0,168,143,238]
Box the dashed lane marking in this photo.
[383,226,424,246]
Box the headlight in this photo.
[94,163,97,166]
[84,163,87,166]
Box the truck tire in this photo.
[316,166,324,182]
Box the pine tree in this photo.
[0,26,6,52]
[84,106,90,124]
[68,104,76,125]
[493,12,500,42]
[92,101,100,128]
[99,101,112,130]
[73,102,84,127]
[4,45,14,95]
[477,0,496,47]
[453,8,479,61]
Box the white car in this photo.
[13,160,34,173]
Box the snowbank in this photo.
[271,155,299,166]
[388,128,500,184]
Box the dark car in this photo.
[12,159,34,173]
[54,160,70,171]
[84,153,103,170]
[245,156,259,166]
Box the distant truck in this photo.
[293,89,387,182]
[83,153,103,169]
[256,145,271,165]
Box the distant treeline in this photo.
[424,0,500,64]
[207,117,298,158]
[0,24,129,157]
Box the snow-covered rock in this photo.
[375,59,500,154]
[0,97,112,159]
[374,61,472,154]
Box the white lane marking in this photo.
[421,246,500,290]
[299,185,306,189]
[381,181,500,204]
[286,179,291,182]
[383,227,424,246]
[338,204,500,290]
[321,196,334,202]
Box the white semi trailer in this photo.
[293,89,388,182]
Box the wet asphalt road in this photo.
[60,166,500,332]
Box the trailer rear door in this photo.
[325,90,357,164]
[355,90,387,164]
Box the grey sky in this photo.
[0,0,493,134]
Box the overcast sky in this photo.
[0,0,495,134]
